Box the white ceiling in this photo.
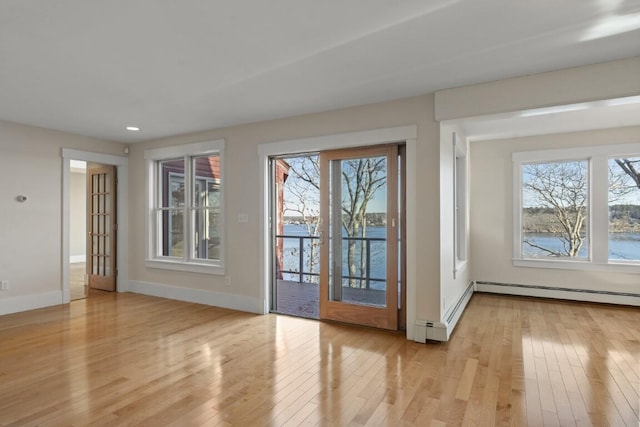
[1,0,639,143]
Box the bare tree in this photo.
[283,155,387,288]
[609,158,640,239]
[283,156,321,283]
[523,158,640,258]
[340,158,386,287]
[614,158,640,189]
[522,161,587,257]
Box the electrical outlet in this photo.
[1,280,9,291]
[225,276,231,287]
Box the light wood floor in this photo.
[0,293,637,426]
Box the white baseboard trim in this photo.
[476,281,640,306]
[69,255,86,263]
[414,281,474,343]
[128,280,263,314]
[0,291,63,316]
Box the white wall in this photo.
[0,120,124,315]
[435,57,640,120]
[434,56,640,310]
[469,126,640,297]
[127,94,443,326]
[69,171,86,260]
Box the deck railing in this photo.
[276,234,386,289]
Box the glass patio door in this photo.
[319,145,399,330]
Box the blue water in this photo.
[523,233,640,260]
[280,227,640,284]
[279,224,388,289]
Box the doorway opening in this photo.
[67,160,118,300]
[63,148,128,304]
[270,145,406,330]
[270,154,321,318]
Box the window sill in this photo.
[145,259,225,275]
[513,258,640,273]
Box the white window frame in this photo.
[453,132,468,278]
[145,139,225,275]
[513,142,640,273]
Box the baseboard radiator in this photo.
[414,281,474,343]
[475,281,640,306]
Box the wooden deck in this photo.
[273,279,386,319]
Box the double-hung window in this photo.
[513,142,640,271]
[145,140,225,274]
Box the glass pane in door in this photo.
[328,155,388,307]
[270,154,321,319]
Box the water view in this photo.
[279,224,388,289]
[523,232,640,260]
[281,227,640,278]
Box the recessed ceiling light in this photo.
[125,126,140,131]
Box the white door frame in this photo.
[257,125,418,340]
[61,149,129,303]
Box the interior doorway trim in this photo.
[258,125,418,340]
[61,148,129,303]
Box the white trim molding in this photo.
[476,281,640,306]
[257,125,418,157]
[144,139,226,274]
[258,125,419,340]
[512,142,640,272]
[414,281,474,342]
[62,149,129,305]
[129,280,263,314]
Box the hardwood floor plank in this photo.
[0,292,638,426]
[454,358,478,401]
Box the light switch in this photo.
[238,213,249,223]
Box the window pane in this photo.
[161,209,184,257]
[160,159,185,208]
[609,157,640,261]
[521,160,589,259]
[193,155,220,208]
[193,208,220,260]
